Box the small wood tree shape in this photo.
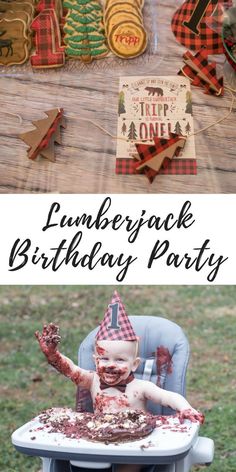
[185,91,192,114]
[134,133,187,183]
[128,121,137,140]
[174,121,182,135]
[121,121,127,135]
[64,0,108,63]
[118,91,126,116]
[185,122,191,134]
[19,109,66,162]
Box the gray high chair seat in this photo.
[44,316,214,472]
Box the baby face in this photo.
[94,340,140,386]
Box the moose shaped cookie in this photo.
[0,16,29,65]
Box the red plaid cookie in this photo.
[36,0,63,20]
[30,8,65,68]
[171,0,224,54]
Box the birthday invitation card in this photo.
[116,76,196,160]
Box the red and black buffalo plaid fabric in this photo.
[179,48,224,95]
[223,39,236,72]
[31,9,64,68]
[116,158,197,180]
[171,0,224,54]
[134,134,186,170]
[30,109,64,160]
[96,291,137,341]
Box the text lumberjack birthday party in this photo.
[8,197,227,282]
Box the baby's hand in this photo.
[177,408,205,424]
[35,323,61,356]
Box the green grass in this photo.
[0,286,236,472]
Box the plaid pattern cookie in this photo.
[30,8,65,68]
[36,0,63,19]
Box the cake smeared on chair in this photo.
[35,291,204,444]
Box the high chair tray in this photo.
[12,411,200,464]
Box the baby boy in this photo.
[35,291,203,424]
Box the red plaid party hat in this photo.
[96,291,137,341]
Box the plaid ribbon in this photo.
[100,373,135,393]
[31,9,64,68]
[171,0,224,54]
[29,108,64,160]
[116,158,197,177]
[179,48,224,95]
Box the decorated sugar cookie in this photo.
[108,20,147,58]
[0,17,29,65]
[30,9,65,68]
[64,0,109,63]
[106,11,143,35]
[104,2,142,22]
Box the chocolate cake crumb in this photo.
[37,408,157,443]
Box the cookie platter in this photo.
[0,0,157,72]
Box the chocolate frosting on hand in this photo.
[35,323,61,358]
[177,408,205,424]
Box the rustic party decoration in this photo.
[171,0,224,54]
[179,48,224,96]
[115,158,197,180]
[96,290,137,342]
[19,108,65,161]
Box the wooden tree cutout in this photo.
[133,133,187,182]
[19,108,66,161]
[179,48,224,96]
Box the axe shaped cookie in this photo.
[179,49,224,96]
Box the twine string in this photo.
[3,112,23,125]
[5,84,236,142]
[188,86,236,137]
[68,83,236,141]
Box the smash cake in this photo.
[38,408,157,443]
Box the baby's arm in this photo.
[142,381,204,423]
[35,323,94,389]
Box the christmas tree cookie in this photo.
[64,0,109,63]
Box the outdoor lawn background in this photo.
[0,286,235,472]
